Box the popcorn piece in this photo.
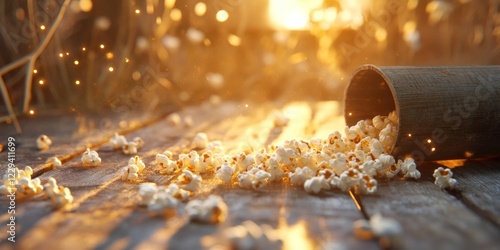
[433,167,457,189]
[369,139,385,158]
[81,148,102,166]
[16,177,44,196]
[252,170,271,191]
[132,137,145,149]
[43,177,73,209]
[333,169,362,192]
[36,134,52,150]
[167,113,181,126]
[192,132,209,149]
[121,164,140,181]
[186,195,228,224]
[128,155,146,172]
[275,146,299,166]
[109,132,127,149]
[370,213,402,237]
[331,153,348,175]
[214,220,283,250]
[162,150,174,159]
[356,175,378,194]
[122,141,138,155]
[156,153,178,174]
[288,167,314,186]
[233,152,255,172]
[46,157,62,168]
[266,158,284,182]
[165,183,190,201]
[377,154,398,178]
[273,112,289,127]
[178,170,202,192]
[304,176,330,194]
[237,172,254,189]
[147,191,178,216]
[137,183,158,206]
[398,158,421,179]
[215,162,235,183]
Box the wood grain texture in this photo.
[0,101,499,249]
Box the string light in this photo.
[82,47,86,51]
[75,80,80,85]
[106,52,114,59]
[135,9,140,14]
[194,2,207,16]
[427,139,432,143]
[125,58,130,63]
[74,60,79,65]
[408,133,412,137]
[100,44,105,49]
[108,67,114,72]
[40,25,46,30]
[33,69,38,74]
[39,80,44,85]
[66,52,69,56]
[431,147,436,152]
[29,110,35,115]
[59,53,63,57]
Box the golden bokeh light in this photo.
[216,10,229,22]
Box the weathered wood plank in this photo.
[435,160,500,227]
[1,101,499,250]
[359,166,500,250]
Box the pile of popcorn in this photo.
[152,112,424,197]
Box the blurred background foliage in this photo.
[0,0,499,118]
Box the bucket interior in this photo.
[344,68,397,126]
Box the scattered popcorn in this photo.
[207,140,224,153]
[137,183,158,206]
[192,132,209,149]
[81,148,102,166]
[16,177,44,196]
[370,213,403,237]
[165,183,191,201]
[178,170,202,192]
[147,191,178,216]
[186,195,228,224]
[156,153,178,174]
[36,134,52,150]
[110,132,127,149]
[167,113,181,126]
[132,137,145,149]
[121,164,140,181]
[122,141,138,155]
[46,157,62,168]
[354,214,402,241]
[433,167,457,189]
[44,177,73,208]
[398,158,421,179]
[273,112,289,128]
[205,220,282,250]
[216,162,235,183]
[304,176,330,194]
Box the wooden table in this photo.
[0,101,499,249]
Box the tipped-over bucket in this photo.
[344,64,500,164]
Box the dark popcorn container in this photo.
[344,64,500,163]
